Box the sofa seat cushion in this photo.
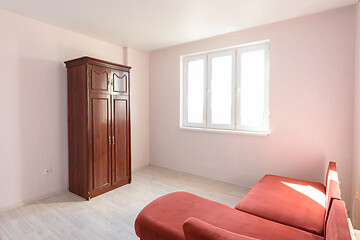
[135,191,324,240]
[235,174,326,236]
[183,217,259,240]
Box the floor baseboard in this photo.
[0,189,67,213]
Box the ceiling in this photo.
[0,0,356,51]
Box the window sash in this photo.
[183,55,207,128]
[236,44,269,133]
[207,50,236,130]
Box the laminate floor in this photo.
[0,166,250,240]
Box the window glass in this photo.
[240,50,265,127]
[187,59,205,124]
[210,55,233,125]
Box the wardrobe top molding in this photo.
[64,56,131,70]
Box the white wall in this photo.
[0,8,149,210]
[352,3,360,227]
[149,6,356,207]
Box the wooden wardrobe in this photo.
[65,57,131,200]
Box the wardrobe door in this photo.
[111,95,130,185]
[89,94,112,193]
[89,65,111,94]
[111,69,129,95]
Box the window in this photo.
[181,41,269,134]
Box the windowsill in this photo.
[179,126,270,136]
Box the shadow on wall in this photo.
[17,57,69,203]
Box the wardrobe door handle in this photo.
[112,136,115,145]
[108,136,111,145]
[108,77,114,86]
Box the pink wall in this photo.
[128,48,150,170]
[149,6,356,207]
[0,8,150,210]
[0,3,356,214]
[352,3,360,227]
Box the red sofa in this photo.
[135,162,352,240]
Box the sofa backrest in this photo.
[326,162,338,188]
[325,199,352,240]
[325,162,341,226]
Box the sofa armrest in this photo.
[183,217,259,240]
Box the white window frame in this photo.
[181,41,270,134]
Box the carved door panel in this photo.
[89,65,111,93]
[89,94,112,192]
[111,95,129,185]
[111,69,129,94]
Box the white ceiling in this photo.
[0,0,356,51]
